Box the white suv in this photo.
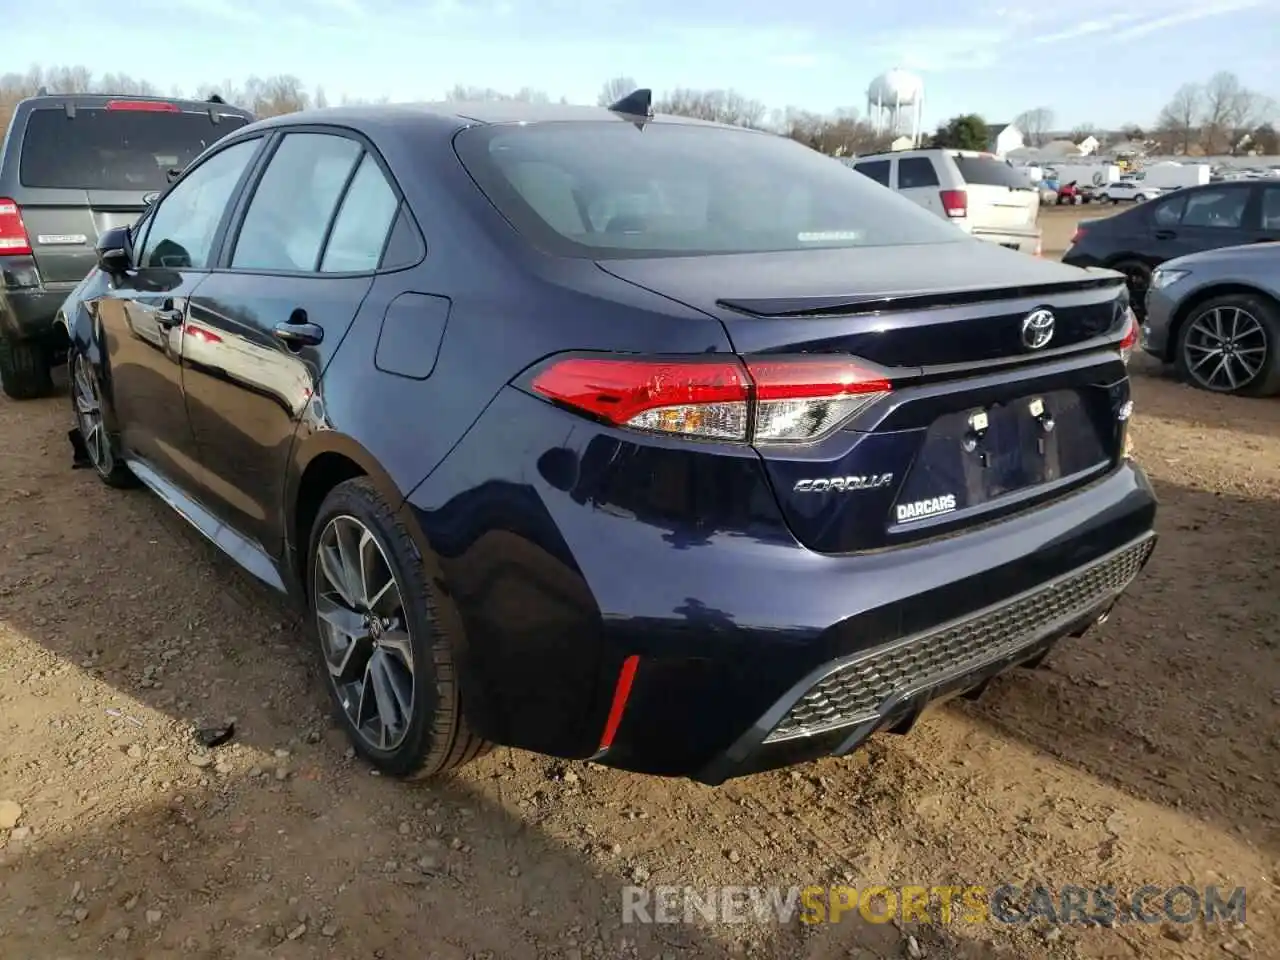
[1097,180,1162,204]
[849,149,1042,255]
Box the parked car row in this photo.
[1064,178,1280,396]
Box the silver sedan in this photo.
[1142,242,1280,396]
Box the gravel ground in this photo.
[1,349,1277,959]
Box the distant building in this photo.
[1077,135,1100,155]
[889,134,915,151]
[986,123,1024,157]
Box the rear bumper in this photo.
[407,385,1158,782]
[969,225,1041,254]
[699,531,1153,782]
[0,275,75,342]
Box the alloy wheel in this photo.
[1183,305,1268,392]
[313,515,415,751]
[72,354,112,474]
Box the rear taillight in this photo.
[1118,308,1138,364]
[0,199,32,256]
[106,99,180,112]
[529,355,892,444]
[939,189,967,218]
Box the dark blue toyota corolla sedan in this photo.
[57,92,1157,783]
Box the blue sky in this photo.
[9,0,1278,130]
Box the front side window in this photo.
[454,124,962,258]
[137,138,260,269]
[232,133,362,272]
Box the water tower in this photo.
[866,69,925,147]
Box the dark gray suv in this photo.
[0,93,253,398]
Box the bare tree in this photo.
[655,88,766,128]
[314,86,329,110]
[597,76,638,107]
[769,105,892,156]
[1155,83,1202,155]
[1070,123,1096,141]
[444,84,550,103]
[1014,107,1054,147]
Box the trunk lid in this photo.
[599,242,1132,555]
[951,154,1040,231]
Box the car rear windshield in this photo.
[19,107,250,191]
[454,122,965,258]
[952,156,1034,190]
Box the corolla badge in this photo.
[793,474,894,493]
[1020,309,1055,350]
[142,191,161,205]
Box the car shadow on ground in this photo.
[955,477,1279,857]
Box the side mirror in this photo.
[96,225,133,275]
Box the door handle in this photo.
[1153,230,1177,240]
[156,306,184,328]
[274,320,324,347]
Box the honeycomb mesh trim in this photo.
[764,537,1154,743]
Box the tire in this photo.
[1135,194,1147,203]
[1174,293,1280,397]
[307,477,491,778]
[68,347,137,487]
[1111,258,1153,309]
[0,335,54,400]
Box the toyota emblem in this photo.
[1020,309,1055,350]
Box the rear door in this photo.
[1146,184,1254,262]
[180,129,401,554]
[952,154,1039,233]
[13,101,250,285]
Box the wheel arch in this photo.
[1167,282,1280,363]
[285,432,427,596]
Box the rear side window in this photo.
[1150,195,1186,227]
[1180,188,1248,229]
[19,107,249,191]
[321,154,399,273]
[854,160,891,186]
[953,157,1032,189]
[1261,186,1280,230]
[897,157,939,188]
[455,124,961,258]
[232,133,362,272]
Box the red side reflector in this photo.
[0,198,32,256]
[1070,227,1086,245]
[106,99,180,112]
[939,188,967,218]
[598,655,640,751]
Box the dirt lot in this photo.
[1,230,1277,957]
